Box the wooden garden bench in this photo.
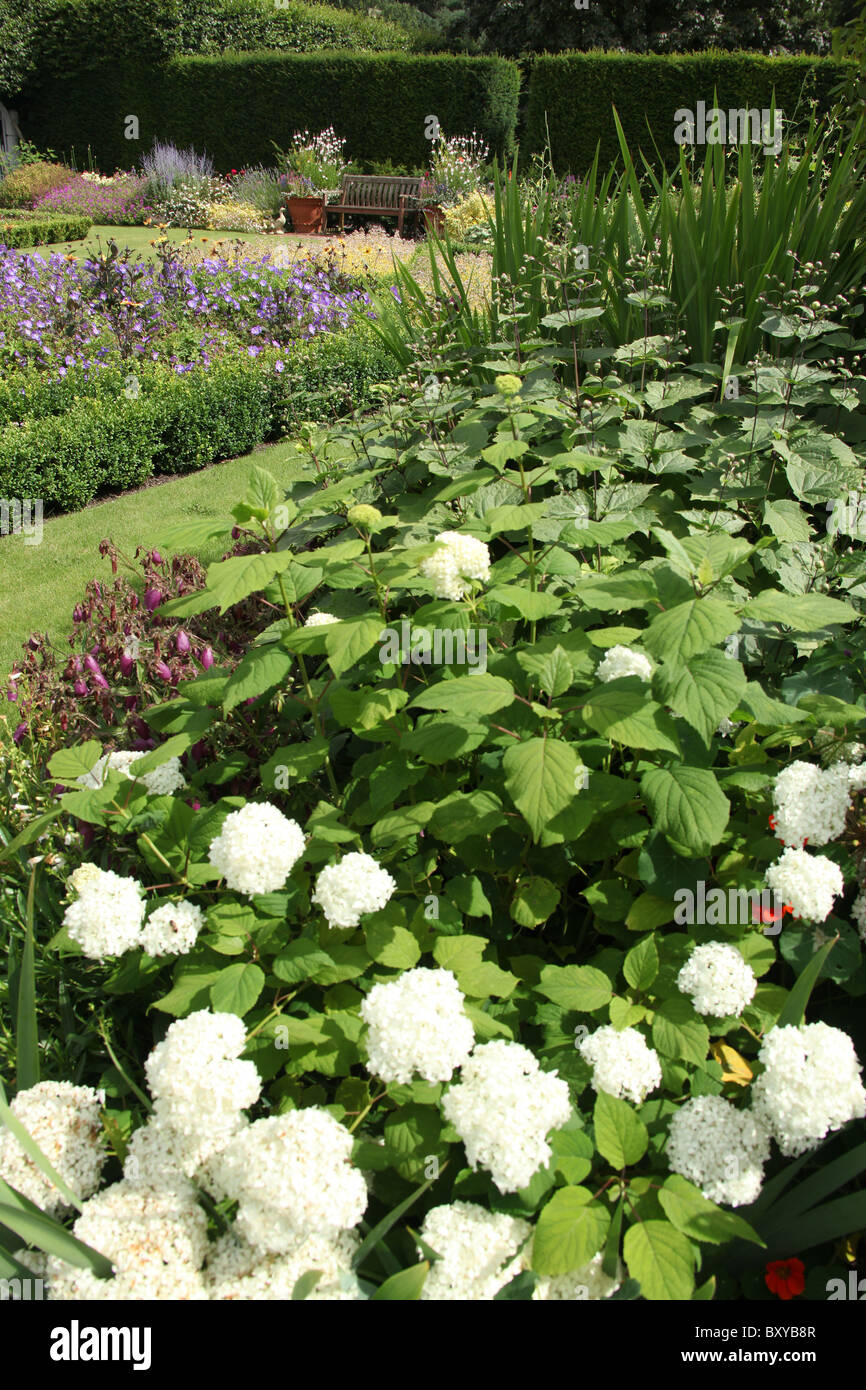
[326,175,424,236]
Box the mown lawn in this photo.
[49,222,325,262]
[46,222,428,277]
[0,438,307,675]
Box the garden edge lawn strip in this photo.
[0,438,308,678]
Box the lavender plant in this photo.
[139,141,216,206]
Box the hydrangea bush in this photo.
[2,140,866,1303]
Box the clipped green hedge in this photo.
[0,396,160,511]
[146,355,273,476]
[524,51,852,173]
[0,325,398,512]
[0,212,91,246]
[20,51,520,173]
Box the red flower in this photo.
[765,1258,805,1300]
[753,902,794,925]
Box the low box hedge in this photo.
[0,212,91,247]
[0,323,398,512]
[0,396,160,511]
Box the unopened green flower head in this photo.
[495,374,522,398]
[347,504,383,530]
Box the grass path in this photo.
[0,438,305,675]
[48,222,426,277]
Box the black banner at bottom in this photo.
[0,1294,860,1374]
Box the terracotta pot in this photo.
[423,205,445,233]
[286,195,325,235]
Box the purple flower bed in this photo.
[33,174,153,226]
[0,243,373,379]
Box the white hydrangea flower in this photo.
[771,760,851,847]
[0,1081,105,1216]
[46,1180,209,1301]
[360,968,474,1084]
[717,717,740,738]
[145,1011,252,1088]
[852,888,866,941]
[579,1026,662,1105]
[751,1022,866,1157]
[312,851,396,930]
[77,749,186,796]
[595,645,653,684]
[665,1095,771,1206]
[144,1012,261,1174]
[205,1228,364,1301]
[419,531,491,601]
[138,759,186,796]
[68,863,102,893]
[417,1201,531,1300]
[574,763,590,792]
[819,734,864,766]
[441,1041,571,1194]
[76,750,139,791]
[208,801,305,897]
[532,1250,622,1301]
[123,1116,191,1190]
[676,942,757,1018]
[212,1109,367,1253]
[63,866,146,959]
[765,847,844,922]
[849,764,866,794]
[141,900,204,957]
[305,612,339,627]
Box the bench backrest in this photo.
[339,175,423,209]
